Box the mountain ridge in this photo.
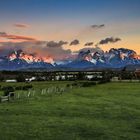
[0,48,140,71]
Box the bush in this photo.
[15,86,23,90]
[66,84,70,87]
[98,79,110,84]
[81,82,96,87]
[71,82,79,87]
[22,85,33,90]
[2,86,15,96]
[71,81,96,87]
[16,74,25,82]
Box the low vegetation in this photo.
[0,81,140,140]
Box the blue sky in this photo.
[0,0,140,54]
[0,0,140,21]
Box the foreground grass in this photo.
[0,82,140,140]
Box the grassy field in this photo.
[0,82,140,140]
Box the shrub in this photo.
[2,86,15,96]
[66,84,70,87]
[71,82,79,87]
[71,81,96,87]
[22,85,33,90]
[81,82,96,87]
[15,86,23,90]
[98,79,110,84]
[16,74,25,82]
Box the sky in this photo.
[0,0,140,60]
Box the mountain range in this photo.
[0,48,140,71]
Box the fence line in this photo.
[0,85,73,103]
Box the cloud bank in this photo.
[0,41,72,61]
[99,37,121,45]
[84,42,94,46]
[47,41,68,48]
[70,39,80,46]
[91,24,105,29]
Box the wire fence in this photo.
[14,86,69,100]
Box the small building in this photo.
[135,69,140,78]
[86,75,94,80]
[25,77,36,82]
[55,75,66,81]
[111,77,119,81]
[5,79,17,83]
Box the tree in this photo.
[0,74,4,81]
[77,72,86,80]
[2,86,14,96]
[16,74,25,82]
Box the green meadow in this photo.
[0,82,140,140]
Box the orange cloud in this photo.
[0,32,36,41]
[14,23,29,28]
[6,35,36,41]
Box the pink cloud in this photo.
[0,32,36,41]
[14,23,29,28]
